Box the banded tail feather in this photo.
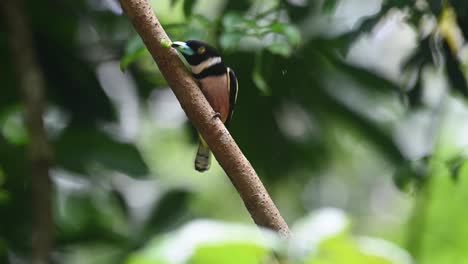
[195,137,211,172]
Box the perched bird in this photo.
[171,40,238,172]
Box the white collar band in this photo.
[192,57,222,74]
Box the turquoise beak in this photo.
[171,41,194,56]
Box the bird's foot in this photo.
[213,112,221,120]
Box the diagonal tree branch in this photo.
[2,0,54,262]
[119,0,290,237]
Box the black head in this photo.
[171,40,221,66]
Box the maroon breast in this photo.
[199,72,230,123]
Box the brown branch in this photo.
[2,0,54,262]
[119,0,291,237]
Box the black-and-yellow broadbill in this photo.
[171,40,238,172]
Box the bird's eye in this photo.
[197,46,206,54]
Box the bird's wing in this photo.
[225,67,238,128]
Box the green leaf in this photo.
[283,24,301,46]
[269,22,285,33]
[120,36,147,71]
[266,42,292,57]
[252,70,270,95]
[126,255,170,264]
[252,55,271,95]
[126,221,277,264]
[307,234,398,264]
[190,243,270,264]
[160,39,172,49]
[54,126,149,177]
[293,209,411,263]
[269,23,301,46]
[412,162,468,264]
[0,105,28,146]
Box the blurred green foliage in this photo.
[1,0,468,263]
[126,210,412,264]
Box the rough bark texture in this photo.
[2,0,54,263]
[119,0,291,237]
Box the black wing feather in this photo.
[224,67,238,128]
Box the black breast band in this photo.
[193,63,227,79]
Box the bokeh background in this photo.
[2,0,468,263]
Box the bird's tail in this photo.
[195,136,211,172]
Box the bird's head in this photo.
[171,40,221,66]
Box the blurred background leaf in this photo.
[54,126,149,177]
[2,0,468,263]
